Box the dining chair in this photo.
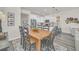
[31,19,37,29]
[47,32,55,51]
[47,25,62,51]
[46,26,62,51]
[42,24,49,31]
[42,25,62,51]
[19,26,36,51]
[19,26,24,46]
[53,26,62,35]
[41,29,56,51]
[37,23,43,29]
[42,20,50,31]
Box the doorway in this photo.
[21,13,29,27]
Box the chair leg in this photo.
[29,45,31,51]
[51,44,55,51]
[41,39,47,51]
[48,40,55,51]
[24,42,26,51]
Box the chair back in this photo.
[23,27,29,40]
[31,19,37,29]
[42,20,50,31]
[53,26,62,35]
[19,26,29,38]
[42,24,49,31]
[19,26,24,44]
[19,26,29,50]
[37,23,43,29]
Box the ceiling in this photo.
[21,7,79,16]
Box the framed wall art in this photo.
[65,17,79,24]
[7,12,15,26]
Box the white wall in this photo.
[54,8,79,34]
[0,7,21,41]
[30,13,46,22]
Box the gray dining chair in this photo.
[42,20,50,31]
[42,24,49,31]
[46,26,62,51]
[41,29,56,51]
[47,32,55,51]
[53,26,62,35]
[37,23,43,30]
[31,19,37,29]
[19,26,36,51]
[19,26,24,46]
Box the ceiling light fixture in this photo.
[52,7,60,13]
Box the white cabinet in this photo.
[69,23,79,36]
[75,30,79,51]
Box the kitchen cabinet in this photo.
[75,29,79,51]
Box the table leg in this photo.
[36,39,41,51]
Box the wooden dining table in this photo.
[29,29,51,51]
